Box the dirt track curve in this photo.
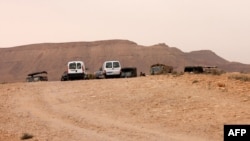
[1,74,250,141]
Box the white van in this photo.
[102,61,121,78]
[66,61,86,80]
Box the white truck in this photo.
[61,61,86,81]
[102,61,121,78]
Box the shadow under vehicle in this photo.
[61,71,89,81]
[26,71,48,82]
[150,64,173,75]
[121,67,137,78]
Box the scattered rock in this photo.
[217,82,225,87]
[20,133,33,140]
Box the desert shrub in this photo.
[211,69,225,75]
[172,71,184,77]
[240,71,250,74]
[86,74,95,79]
[192,80,199,84]
[171,71,177,75]
[217,82,226,87]
[228,74,250,82]
[20,133,33,140]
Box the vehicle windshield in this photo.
[106,62,112,68]
[69,63,76,69]
[77,63,82,69]
[113,62,120,68]
[151,66,162,73]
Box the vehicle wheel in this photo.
[66,76,70,81]
[104,74,108,79]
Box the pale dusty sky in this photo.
[0,0,250,64]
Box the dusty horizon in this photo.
[1,0,250,64]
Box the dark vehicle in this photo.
[150,64,173,75]
[184,66,224,75]
[61,71,68,81]
[184,66,204,73]
[121,67,137,78]
[26,71,48,82]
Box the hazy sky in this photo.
[1,0,250,64]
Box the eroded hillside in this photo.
[1,40,250,82]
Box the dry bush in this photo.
[211,69,225,75]
[206,69,225,75]
[192,80,199,84]
[228,74,250,82]
[172,71,184,77]
[217,82,226,87]
[0,81,7,84]
[86,74,95,79]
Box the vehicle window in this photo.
[77,63,82,69]
[69,63,76,69]
[113,62,120,68]
[151,66,161,73]
[106,62,112,68]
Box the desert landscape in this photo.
[1,73,249,141]
[1,0,250,140]
[1,40,250,83]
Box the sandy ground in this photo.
[0,73,249,141]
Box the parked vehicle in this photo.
[150,64,173,75]
[102,61,121,78]
[61,71,68,81]
[184,66,204,73]
[94,68,105,79]
[184,66,224,75]
[26,71,48,82]
[121,67,137,78]
[61,61,86,81]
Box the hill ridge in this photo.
[0,39,250,82]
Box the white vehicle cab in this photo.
[102,61,121,78]
[66,61,86,80]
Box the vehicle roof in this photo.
[150,64,167,67]
[104,61,120,63]
[68,61,84,64]
[27,71,48,76]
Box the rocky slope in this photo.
[0,39,250,82]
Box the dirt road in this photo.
[1,74,249,141]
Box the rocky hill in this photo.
[0,39,250,82]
